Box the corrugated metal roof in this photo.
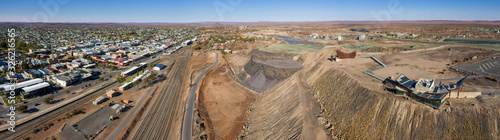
[154,64,164,67]
[22,82,50,93]
[4,78,44,91]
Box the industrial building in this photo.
[106,89,117,98]
[93,95,106,105]
[153,64,165,71]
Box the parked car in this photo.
[34,103,39,106]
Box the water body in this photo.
[272,35,324,44]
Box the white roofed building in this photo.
[21,82,51,99]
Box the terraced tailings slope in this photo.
[241,71,329,139]
[240,52,330,139]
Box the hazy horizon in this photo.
[2,0,500,23]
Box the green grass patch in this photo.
[470,44,500,51]
[407,45,441,50]
[346,45,374,50]
[124,76,135,84]
[258,44,324,54]
[123,71,145,84]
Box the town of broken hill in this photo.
[1,0,500,140]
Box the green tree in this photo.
[44,95,55,104]
[17,104,28,113]
[117,74,125,83]
[145,71,157,86]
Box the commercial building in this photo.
[29,49,49,54]
[393,74,467,109]
[38,68,54,76]
[83,64,96,69]
[112,57,128,66]
[24,69,42,79]
[73,58,93,65]
[50,68,94,87]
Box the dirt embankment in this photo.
[197,63,256,140]
[313,69,500,139]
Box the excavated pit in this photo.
[238,52,303,92]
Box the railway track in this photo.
[132,47,191,140]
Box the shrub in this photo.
[17,104,28,113]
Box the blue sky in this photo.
[1,0,499,23]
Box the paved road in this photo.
[455,57,500,79]
[182,51,218,140]
[131,46,191,140]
